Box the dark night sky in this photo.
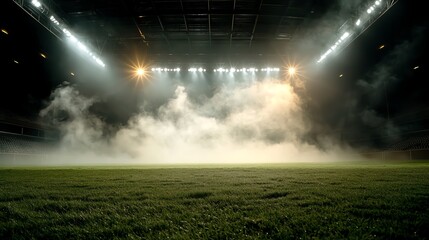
[1,0,428,150]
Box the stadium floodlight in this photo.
[340,32,350,40]
[262,67,280,72]
[151,67,181,72]
[316,0,397,64]
[19,0,107,68]
[356,19,361,26]
[50,16,60,25]
[62,26,104,68]
[288,67,296,76]
[77,42,89,53]
[94,57,105,67]
[31,0,42,8]
[136,68,145,76]
[188,67,206,72]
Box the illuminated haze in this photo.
[33,0,426,165]
[39,74,356,165]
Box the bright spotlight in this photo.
[136,68,145,76]
[1,29,8,35]
[340,32,350,40]
[50,16,60,25]
[127,59,150,84]
[288,67,296,76]
[356,19,361,26]
[132,66,146,80]
[284,62,304,79]
[31,0,42,8]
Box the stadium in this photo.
[1,0,428,238]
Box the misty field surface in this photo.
[1,162,429,239]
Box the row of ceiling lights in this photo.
[150,67,281,73]
[30,0,106,67]
[317,0,386,63]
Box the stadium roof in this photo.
[11,0,339,65]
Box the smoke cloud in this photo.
[39,76,356,165]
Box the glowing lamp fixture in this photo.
[214,67,277,73]
[31,0,42,8]
[61,27,105,67]
[317,31,351,63]
[136,68,145,76]
[316,0,395,64]
[50,16,60,25]
[355,19,361,26]
[367,0,382,14]
[188,67,206,72]
[151,67,181,72]
[29,0,106,68]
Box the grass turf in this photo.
[0,162,428,239]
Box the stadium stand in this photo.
[0,132,57,154]
[359,131,429,160]
[388,135,429,151]
[0,114,60,164]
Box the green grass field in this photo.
[1,162,429,239]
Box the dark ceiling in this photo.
[11,0,337,65]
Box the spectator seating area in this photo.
[0,132,57,155]
[387,134,429,151]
